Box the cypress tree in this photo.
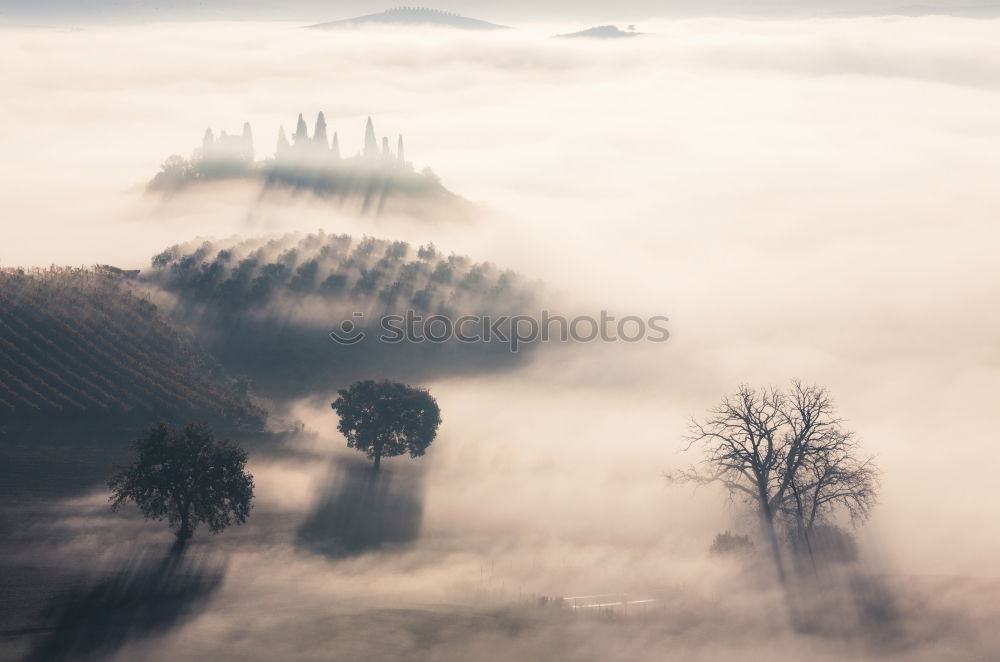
[363,117,378,159]
[242,122,254,162]
[331,132,341,159]
[276,126,290,158]
[294,113,309,145]
[314,112,328,148]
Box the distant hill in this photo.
[309,7,509,30]
[0,267,266,431]
[558,25,642,39]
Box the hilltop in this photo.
[309,7,509,30]
[558,25,642,39]
[148,113,467,216]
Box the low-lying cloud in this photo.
[1,14,999,660]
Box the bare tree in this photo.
[671,381,878,581]
[785,437,879,563]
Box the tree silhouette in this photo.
[314,112,328,146]
[783,433,878,564]
[709,531,755,557]
[276,126,290,156]
[331,380,441,471]
[108,422,254,551]
[363,116,378,158]
[293,113,309,145]
[331,131,341,159]
[671,381,878,581]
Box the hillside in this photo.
[0,267,265,431]
[146,232,540,395]
[309,7,509,30]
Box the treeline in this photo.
[148,232,536,319]
[145,233,540,395]
[0,267,266,430]
[148,115,455,215]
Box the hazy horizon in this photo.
[3,0,1000,25]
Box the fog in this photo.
[2,15,999,660]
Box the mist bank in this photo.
[11,378,1000,661]
[3,16,1000,269]
[2,17,999,576]
[1,11,999,637]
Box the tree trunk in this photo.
[791,483,818,573]
[173,506,193,555]
[760,501,786,585]
[373,449,382,472]
[802,525,817,573]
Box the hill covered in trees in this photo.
[0,267,266,432]
[146,232,540,395]
[149,114,465,216]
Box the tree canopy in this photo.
[108,421,254,549]
[331,380,441,470]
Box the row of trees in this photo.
[144,234,538,398]
[149,232,535,319]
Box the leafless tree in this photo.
[670,381,878,581]
[785,437,879,563]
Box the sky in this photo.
[2,0,1000,23]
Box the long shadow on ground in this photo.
[24,549,225,662]
[296,456,425,557]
